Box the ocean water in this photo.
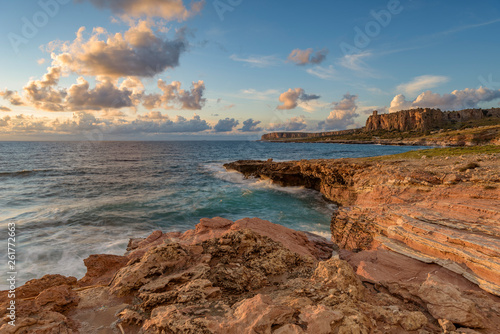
[0,141,426,288]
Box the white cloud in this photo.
[339,51,372,73]
[240,89,280,101]
[277,88,320,110]
[230,54,280,68]
[389,87,500,113]
[396,75,449,95]
[288,48,328,66]
[0,112,211,135]
[76,0,204,21]
[306,65,336,80]
[268,116,307,131]
[318,93,359,130]
[51,21,187,78]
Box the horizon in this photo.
[1,0,500,141]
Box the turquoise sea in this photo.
[0,141,426,288]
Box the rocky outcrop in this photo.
[365,108,500,132]
[2,216,499,333]
[224,152,500,299]
[261,108,500,145]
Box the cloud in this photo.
[0,90,24,106]
[318,93,359,130]
[0,106,11,112]
[142,80,206,110]
[230,54,280,68]
[339,51,372,73]
[306,65,336,80]
[240,89,280,101]
[51,21,187,78]
[240,119,262,132]
[37,58,46,65]
[396,75,449,95]
[288,48,328,66]
[0,112,211,135]
[268,116,307,131]
[214,118,239,132]
[389,87,500,113]
[277,88,320,110]
[76,0,204,21]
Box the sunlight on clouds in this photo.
[389,87,500,113]
[76,0,204,21]
[396,75,450,96]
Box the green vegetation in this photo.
[371,145,500,160]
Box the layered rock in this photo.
[365,108,500,132]
[2,216,499,333]
[224,152,500,299]
[261,108,500,145]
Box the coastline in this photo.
[2,146,500,333]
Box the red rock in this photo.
[78,254,129,287]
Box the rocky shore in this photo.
[2,148,500,333]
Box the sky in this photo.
[1,0,500,140]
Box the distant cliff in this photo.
[365,108,500,132]
[261,108,500,143]
[261,128,359,141]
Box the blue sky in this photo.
[1,0,500,140]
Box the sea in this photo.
[0,141,427,289]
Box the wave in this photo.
[0,169,53,177]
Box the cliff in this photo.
[261,108,500,145]
[365,108,500,132]
[224,149,500,307]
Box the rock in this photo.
[399,311,427,331]
[78,254,129,287]
[17,274,77,299]
[418,274,486,328]
[438,318,456,332]
[312,258,365,300]
[35,285,79,313]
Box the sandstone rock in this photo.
[312,258,365,300]
[439,318,457,332]
[418,274,486,328]
[78,254,129,287]
[35,285,79,313]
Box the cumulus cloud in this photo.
[0,89,24,106]
[51,21,187,78]
[0,112,211,135]
[77,0,204,21]
[214,118,239,132]
[239,119,262,132]
[0,106,11,112]
[318,93,359,130]
[142,80,206,110]
[268,116,307,131]
[396,75,449,95]
[230,54,280,68]
[277,88,320,110]
[288,48,328,66]
[19,66,138,112]
[389,87,500,113]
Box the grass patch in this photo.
[369,145,500,161]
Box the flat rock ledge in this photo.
[2,217,500,333]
